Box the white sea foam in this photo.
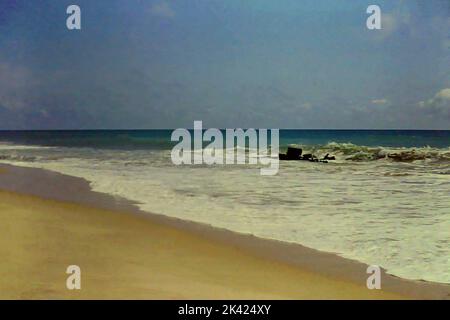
[1,144,449,284]
[0,143,55,150]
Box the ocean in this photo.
[0,129,449,284]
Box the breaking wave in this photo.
[2,140,450,164]
[283,142,450,163]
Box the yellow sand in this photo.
[0,190,405,299]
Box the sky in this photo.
[0,0,449,129]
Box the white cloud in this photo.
[300,102,312,110]
[381,13,398,36]
[375,8,411,40]
[370,99,389,105]
[150,1,175,18]
[419,88,450,115]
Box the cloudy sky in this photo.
[0,0,449,129]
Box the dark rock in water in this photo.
[279,148,333,163]
[323,153,336,161]
[278,153,301,161]
[279,147,303,160]
[286,147,302,159]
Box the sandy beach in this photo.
[0,164,448,299]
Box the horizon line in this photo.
[1,128,450,132]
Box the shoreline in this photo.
[0,163,448,299]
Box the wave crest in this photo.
[285,142,450,163]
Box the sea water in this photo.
[0,130,449,283]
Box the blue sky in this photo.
[0,0,449,129]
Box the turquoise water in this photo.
[0,130,449,283]
[1,129,450,149]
